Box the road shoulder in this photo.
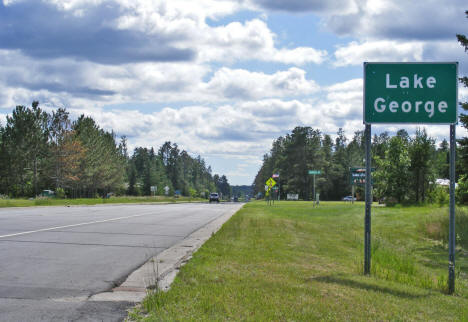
[89,203,244,302]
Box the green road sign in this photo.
[364,62,458,124]
[308,170,321,175]
[350,168,375,185]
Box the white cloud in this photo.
[76,87,368,161]
[333,39,467,69]
[460,86,468,103]
[325,0,466,41]
[0,49,323,109]
[248,0,358,15]
[1,1,327,66]
[327,1,467,69]
[326,78,362,92]
[334,40,424,66]
[204,67,319,100]
[200,19,327,65]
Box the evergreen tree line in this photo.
[0,103,230,198]
[253,126,453,204]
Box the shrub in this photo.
[424,208,468,249]
[189,188,197,198]
[456,175,468,204]
[56,187,65,199]
[427,185,449,206]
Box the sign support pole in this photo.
[364,124,372,275]
[313,174,316,206]
[278,178,281,201]
[449,124,456,294]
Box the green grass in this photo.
[422,208,468,249]
[0,195,205,208]
[129,201,468,321]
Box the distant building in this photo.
[435,178,457,188]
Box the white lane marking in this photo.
[0,212,155,239]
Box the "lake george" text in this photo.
[373,73,448,118]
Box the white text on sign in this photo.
[374,73,448,118]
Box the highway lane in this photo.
[0,202,242,321]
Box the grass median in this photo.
[0,196,205,207]
[130,201,468,321]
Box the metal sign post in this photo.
[308,170,321,205]
[364,62,458,292]
[449,124,456,293]
[364,124,372,275]
[272,174,280,201]
[313,174,315,206]
[278,180,281,201]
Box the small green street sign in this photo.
[308,170,321,175]
[364,62,458,124]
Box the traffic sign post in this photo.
[364,124,372,275]
[272,174,280,201]
[265,178,277,206]
[449,124,456,293]
[363,62,458,293]
[308,170,321,206]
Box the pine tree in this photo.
[381,135,411,203]
[409,128,436,202]
[1,103,49,196]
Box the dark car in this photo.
[209,192,220,203]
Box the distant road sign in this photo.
[364,62,457,124]
[266,177,276,188]
[350,168,375,185]
[308,170,321,175]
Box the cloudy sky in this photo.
[0,0,467,185]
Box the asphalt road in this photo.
[0,202,242,321]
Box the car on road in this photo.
[209,192,220,203]
[342,196,356,201]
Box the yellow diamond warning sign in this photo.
[265,177,276,190]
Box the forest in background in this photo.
[0,102,232,199]
[253,126,453,203]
